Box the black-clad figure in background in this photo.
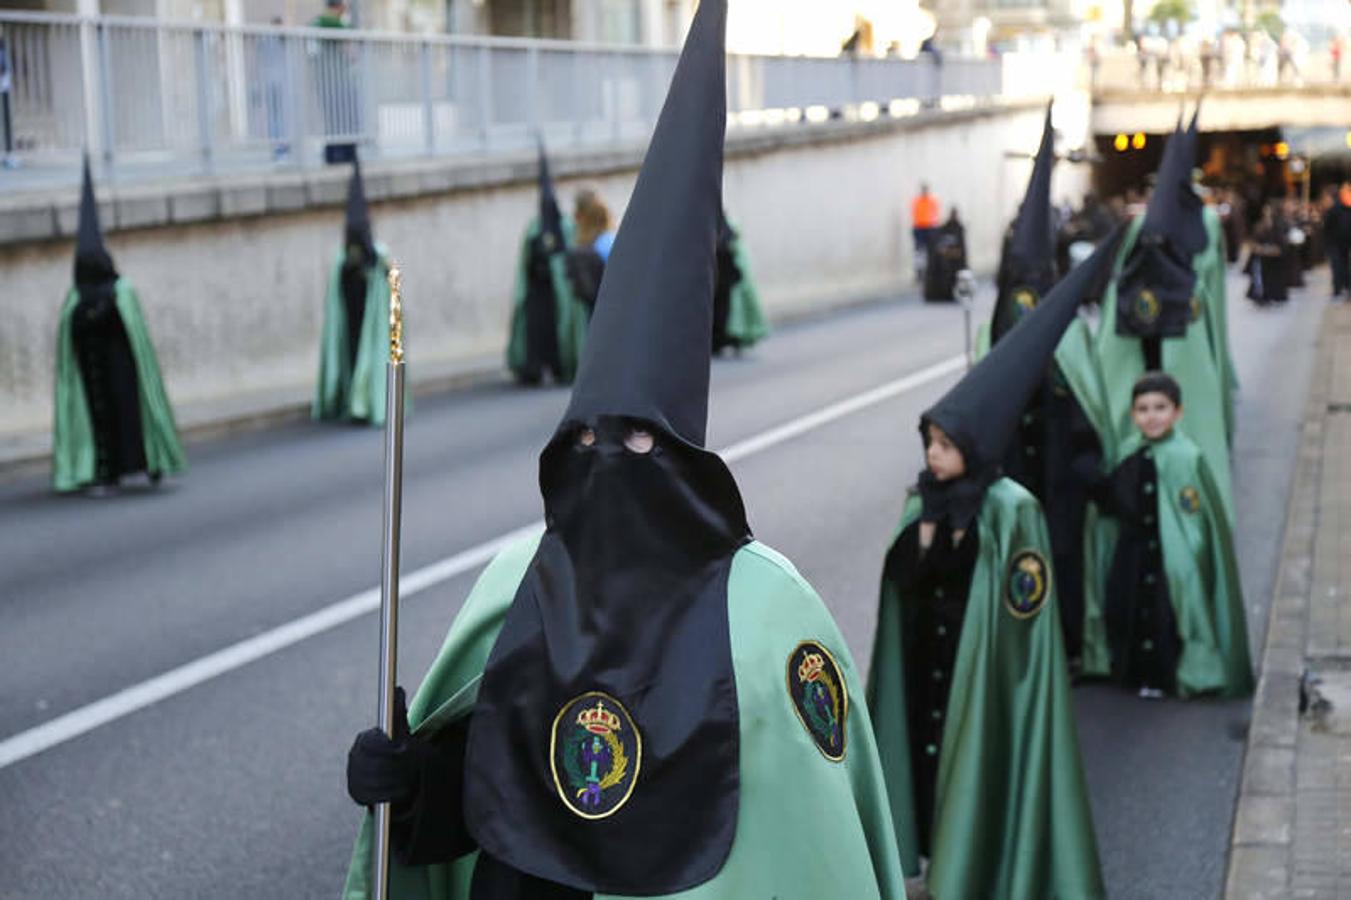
[711,210,769,351]
[922,210,968,302]
[52,158,186,493]
[1245,205,1290,305]
[1326,183,1351,299]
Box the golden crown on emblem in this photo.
[798,652,825,683]
[577,701,622,735]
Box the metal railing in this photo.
[0,12,1009,180]
[1087,45,1345,94]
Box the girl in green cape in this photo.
[869,232,1115,900]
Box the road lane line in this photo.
[0,353,964,770]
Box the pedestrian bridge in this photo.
[1092,85,1351,136]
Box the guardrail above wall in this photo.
[0,12,1021,182]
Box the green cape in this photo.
[1094,216,1234,522]
[52,278,187,492]
[722,225,769,349]
[505,218,590,384]
[343,533,908,899]
[1197,206,1238,445]
[1081,429,1253,696]
[867,478,1104,899]
[314,245,394,426]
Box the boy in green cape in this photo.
[869,231,1116,900]
[505,143,592,385]
[711,210,768,353]
[53,157,186,493]
[314,157,395,426]
[342,4,906,896]
[1080,372,1253,698]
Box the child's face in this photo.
[925,424,967,482]
[1132,391,1182,441]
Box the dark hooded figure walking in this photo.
[314,158,395,426]
[1094,113,1235,525]
[710,209,768,353]
[342,3,907,896]
[974,105,1110,664]
[53,158,186,493]
[922,209,968,302]
[506,143,591,385]
[867,231,1118,900]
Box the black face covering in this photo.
[1114,233,1194,339]
[463,417,749,895]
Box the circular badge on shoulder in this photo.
[1006,549,1050,619]
[1012,286,1039,319]
[1179,486,1202,515]
[1133,288,1161,326]
[786,641,848,761]
[549,691,642,820]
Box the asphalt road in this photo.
[0,270,1325,899]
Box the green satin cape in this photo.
[1197,206,1238,444]
[1080,430,1253,696]
[867,479,1105,899]
[314,245,395,426]
[1094,216,1234,522]
[52,279,187,492]
[342,534,907,900]
[505,218,590,384]
[723,225,769,349]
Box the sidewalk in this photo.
[1227,301,1351,899]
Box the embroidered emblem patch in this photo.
[787,641,848,761]
[1190,295,1203,323]
[1012,286,1039,319]
[1006,550,1051,619]
[1179,486,1202,515]
[549,692,641,820]
[1132,288,1161,326]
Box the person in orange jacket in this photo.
[911,183,942,281]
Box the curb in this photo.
[1223,302,1338,899]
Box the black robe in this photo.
[71,280,148,483]
[1245,226,1289,304]
[1002,371,1102,661]
[882,521,979,857]
[1096,447,1182,692]
[923,221,967,302]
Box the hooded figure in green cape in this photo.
[506,142,592,385]
[868,233,1116,900]
[53,157,186,493]
[1079,372,1253,698]
[1184,111,1239,444]
[976,106,1117,663]
[314,157,395,426]
[710,209,768,353]
[1094,113,1234,523]
[342,4,907,897]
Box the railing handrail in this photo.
[0,11,999,62]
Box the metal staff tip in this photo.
[388,264,405,365]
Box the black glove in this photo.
[347,687,427,809]
[917,470,949,524]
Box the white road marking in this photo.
[0,354,964,770]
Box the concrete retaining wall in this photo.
[0,97,1090,437]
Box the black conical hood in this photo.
[74,155,118,286]
[344,156,375,260]
[924,224,1126,475]
[558,0,726,447]
[991,104,1057,341]
[1142,112,1205,259]
[536,138,566,251]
